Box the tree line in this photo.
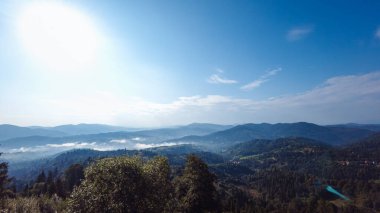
[1,154,218,212]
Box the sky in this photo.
[0,0,380,127]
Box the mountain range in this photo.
[1,122,378,163]
[3,122,380,212]
[168,122,374,148]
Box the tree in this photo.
[67,156,172,213]
[36,170,46,183]
[55,178,66,198]
[46,171,56,196]
[0,151,12,208]
[174,154,218,212]
[64,163,84,192]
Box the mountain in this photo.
[0,124,66,141]
[6,128,380,213]
[223,137,333,174]
[134,123,232,138]
[0,123,232,162]
[326,123,380,132]
[333,132,380,161]
[169,122,374,148]
[0,135,63,150]
[30,123,134,135]
[29,123,231,137]
[223,137,331,157]
[8,144,224,181]
[0,123,134,143]
[180,123,233,134]
[0,124,230,149]
[1,122,375,164]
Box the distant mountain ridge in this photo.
[0,124,67,141]
[223,137,331,157]
[222,137,334,174]
[0,123,232,142]
[168,122,374,147]
[10,133,380,186]
[326,123,380,132]
[1,122,377,163]
[0,123,134,141]
[7,144,223,180]
[29,123,135,135]
[0,123,232,155]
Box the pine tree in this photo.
[47,171,56,196]
[174,154,218,212]
[36,170,46,183]
[0,151,12,208]
[64,163,84,192]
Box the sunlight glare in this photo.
[16,2,100,71]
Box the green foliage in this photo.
[6,134,380,212]
[3,196,66,213]
[64,164,84,193]
[67,156,172,213]
[36,170,46,183]
[1,153,13,208]
[174,154,218,212]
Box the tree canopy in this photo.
[174,154,218,212]
[67,156,172,213]
[0,152,12,208]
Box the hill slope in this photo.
[169,122,373,148]
[0,124,66,141]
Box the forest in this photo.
[1,133,380,212]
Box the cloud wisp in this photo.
[287,26,314,41]
[241,68,281,91]
[4,140,186,156]
[376,27,380,39]
[3,71,380,127]
[117,70,380,125]
[207,69,238,84]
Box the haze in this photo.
[0,0,380,127]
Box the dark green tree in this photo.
[64,163,84,192]
[174,154,218,212]
[55,178,66,198]
[46,171,56,196]
[0,151,12,208]
[36,170,46,183]
[67,156,172,213]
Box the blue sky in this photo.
[1,0,380,127]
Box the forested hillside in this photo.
[2,133,380,212]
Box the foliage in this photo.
[5,134,380,212]
[66,156,172,213]
[174,154,218,212]
[0,152,13,209]
[3,196,66,213]
[64,164,84,192]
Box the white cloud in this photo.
[46,142,97,148]
[132,137,145,141]
[134,70,380,125]
[8,142,99,153]
[110,139,129,144]
[134,142,185,149]
[5,140,185,156]
[207,68,237,84]
[208,74,238,84]
[2,71,380,127]
[240,79,266,90]
[241,68,281,91]
[109,138,146,144]
[216,68,224,73]
[376,27,380,39]
[287,26,313,41]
